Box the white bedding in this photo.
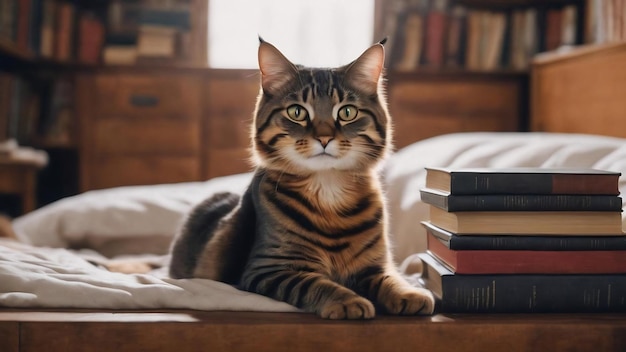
[1,132,625,311]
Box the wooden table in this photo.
[0,310,624,352]
[0,157,44,215]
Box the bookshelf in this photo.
[373,0,625,149]
[375,0,589,72]
[0,0,209,211]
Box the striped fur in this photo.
[169,40,434,319]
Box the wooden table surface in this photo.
[0,310,624,352]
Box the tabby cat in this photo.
[169,39,435,319]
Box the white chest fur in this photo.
[304,170,377,213]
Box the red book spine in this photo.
[545,8,563,51]
[427,233,626,274]
[423,9,447,67]
[16,0,32,51]
[78,15,104,64]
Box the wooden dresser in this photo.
[76,68,259,191]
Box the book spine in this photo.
[433,194,622,211]
[422,221,626,250]
[16,0,32,51]
[439,274,626,313]
[423,0,447,68]
[394,11,424,71]
[449,173,620,195]
[448,234,626,250]
[427,234,626,274]
[419,253,626,313]
[444,6,466,67]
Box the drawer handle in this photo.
[130,94,159,107]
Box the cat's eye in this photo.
[337,105,358,121]
[286,105,309,121]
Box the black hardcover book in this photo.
[420,188,623,212]
[425,167,621,195]
[418,252,626,313]
[421,221,626,250]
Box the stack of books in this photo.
[417,167,626,313]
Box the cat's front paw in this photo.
[319,296,375,320]
[380,287,435,315]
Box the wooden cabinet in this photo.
[387,72,527,149]
[77,68,260,191]
[531,42,626,138]
[77,69,204,191]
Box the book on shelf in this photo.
[39,0,56,58]
[544,8,563,52]
[482,11,506,70]
[426,230,626,274]
[423,0,448,68]
[103,45,138,65]
[429,205,623,235]
[16,0,33,52]
[585,0,626,43]
[464,10,482,70]
[425,167,621,195]
[137,25,177,58]
[421,221,626,250]
[0,0,106,62]
[53,1,74,62]
[104,0,192,65]
[77,12,105,65]
[0,73,13,142]
[509,9,527,70]
[138,6,190,30]
[561,5,578,46]
[394,11,425,71]
[0,0,17,42]
[444,5,466,67]
[419,187,623,212]
[418,252,626,313]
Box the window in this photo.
[208,0,376,69]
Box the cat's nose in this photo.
[317,136,334,148]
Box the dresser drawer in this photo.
[93,117,200,154]
[87,156,201,190]
[94,74,201,118]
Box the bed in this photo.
[1,131,626,351]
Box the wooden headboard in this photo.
[530,42,626,138]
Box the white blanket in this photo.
[1,132,625,311]
[0,239,297,311]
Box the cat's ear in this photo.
[344,43,385,96]
[258,39,298,95]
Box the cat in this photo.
[169,38,435,319]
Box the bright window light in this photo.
[208,0,376,68]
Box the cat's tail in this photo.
[169,192,241,279]
[0,214,18,240]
